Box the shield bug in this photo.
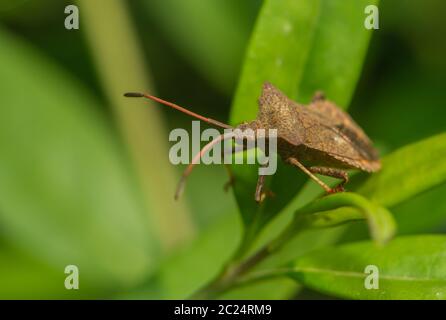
[124,82,381,202]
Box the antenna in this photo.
[124,92,233,129]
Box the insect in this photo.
[124,82,381,202]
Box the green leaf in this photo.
[340,183,446,245]
[392,184,446,234]
[141,0,382,299]
[297,0,378,106]
[339,132,446,244]
[356,132,446,207]
[253,193,395,278]
[340,71,446,242]
[123,209,301,300]
[140,0,258,93]
[122,211,242,299]
[292,193,396,245]
[230,0,321,123]
[351,69,446,150]
[229,0,321,254]
[289,235,446,299]
[0,27,156,292]
[210,0,379,298]
[229,0,379,255]
[0,248,98,299]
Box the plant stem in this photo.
[190,246,270,299]
[190,196,377,299]
[190,220,301,299]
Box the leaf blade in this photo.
[289,235,446,299]
[356,132,446,207]
[0,27,156,291]
[228,0,380,260]
[293,192,396,244]
[298,0,378,106]
[229,0,321,251]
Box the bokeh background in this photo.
[0,0,445,299]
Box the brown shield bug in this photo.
[124,82,381,202]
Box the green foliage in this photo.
[356,132,446,207]
[297,0,378,106]
[188,0,446,299]
[0,27,157,295]
[229,0,379,257]
[226,132,446,299]
[289,235,446,299]
[229,0,319,255]
[0,0,445,300]
[292,192,396,245]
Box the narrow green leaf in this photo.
[356,132,446,207]
[228,0,379,253]
[393,184,446,234]
[122,212,241,299]
[0,27,156,290]
[0,249,97,299]
[230,0,320,123]
[339,132,446,245]
[298,0,378,106]
[293,193,396,244]
[229,0,321,252]
[289,235,446,299]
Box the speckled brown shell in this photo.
[255,82,381,172]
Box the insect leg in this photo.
[308,167,349,193]
[311,91,326,102]
[254,162,276,203]
[308,167,349,181]
[223,164,235,192]
[286,158,332,193]
[221,142,255,192]
[255,174,266,203]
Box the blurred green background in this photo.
[0,0,445,299]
